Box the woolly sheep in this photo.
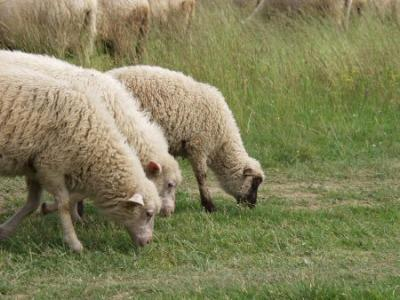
[108,65,265,212]
[0,0,97,62]
[344,0,365,27]
[369,0,399,20]
[148,0,196,30]
[233,0,261,8]
[0,50,182,217]
[248,0,347,24]
[0,63,161,252]
[97,0,150,59]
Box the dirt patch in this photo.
[289,199,374,211]
[260,175,399,211]
[178,167,400,211]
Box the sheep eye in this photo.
[167,182,175,189]
[146,211,154,218]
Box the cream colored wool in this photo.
[0,0,97,62]
[369,0,399,20]
[249,0,347,23]
[0,63,160,252]
[149,0,196,30]
[97,0,150,58]
[109,65,265,212]
[0,50,182,216]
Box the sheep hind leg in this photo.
[69,194,86,223]
[0,178,42,240]
[41,194,85,223]
[190,158,216,213]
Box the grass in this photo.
[2,1,400,298]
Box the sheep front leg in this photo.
[0,178,42,240]
[190,158,216,213]
[55,189,83,252]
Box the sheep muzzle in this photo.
[242,176,263,207]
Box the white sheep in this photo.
[97,0,150,59]
[108,65,265,212]
[248,0,347,24]
[148,0,196,30]
[0,63,161,252]
[0,50,182,217]
[0,0,97,62]
[369,0,399,20]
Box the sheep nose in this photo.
[160,206,175,217]
[137,235,153,247]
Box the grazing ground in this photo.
[2,1,400,298]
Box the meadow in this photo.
[1,1,400,298]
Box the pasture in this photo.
[1,1,400,298]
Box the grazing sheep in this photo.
[0,0,97,62]
[233,0,261,8]
[97,0,150,59]
[108,65,265,212]
[0,50,182,217]
[369,0,399,21]
[248,0,347,24]
[0,63,161,252]
[149,0,196,30]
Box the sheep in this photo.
[97,0,150,59]
[0,50,182,217]
[0,0,97,63]
[248,0,347,24]
[0,63,161,252]
[108,65,265,212]
[369,0,399,21]
[148,0,196,31]
[233,0,261,8]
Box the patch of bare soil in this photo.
[179,166,400,210]
[259,175,400,211]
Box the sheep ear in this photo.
[243,167,257,176]
[125,193,144,207]
[146,161,162,176]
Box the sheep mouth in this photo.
[236,192,257,208]
[237,176,263,208]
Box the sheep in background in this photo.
[0,0,97,63]
[369,0,399,21]
[0,50,182,217]
[233,0,261,8]
[0,64,160,252]
[248,0,347,24]
[97,0,150,60]
[149,0,196,31]
[109,65,264,213]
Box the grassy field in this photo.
[2,1,400,298]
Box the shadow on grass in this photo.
[0,206,142,255]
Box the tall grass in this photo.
[96,1,400,173]
[2,3,400,298]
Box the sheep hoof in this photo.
[202,201,216,213]
[67,240,84,253]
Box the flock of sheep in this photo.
[237,0,399,26]
[0,0,196,62]
[0,0,265,252]
[1,0,395,253]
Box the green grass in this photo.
[2,1,400,298]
